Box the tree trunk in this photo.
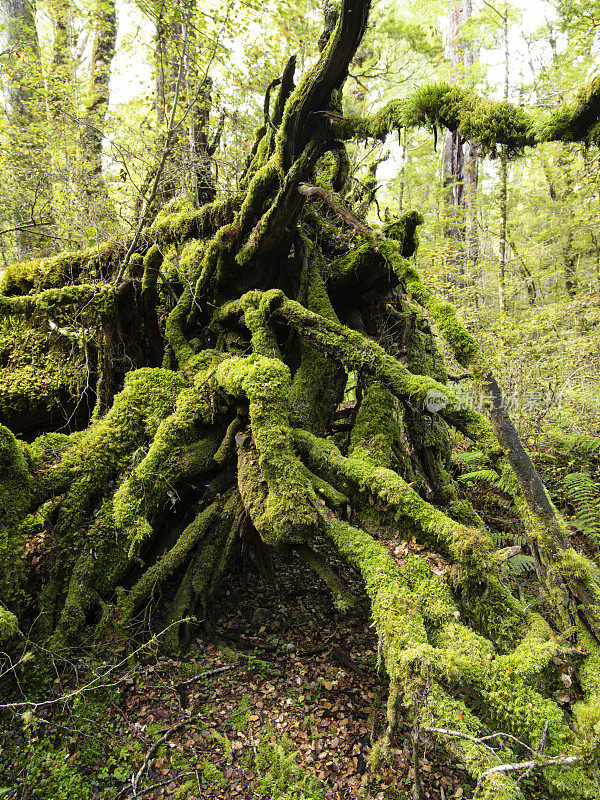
[81,0,118,227]
[0,0,53,259]
[442,0,479,303]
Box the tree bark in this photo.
[81,0,118,225]
[0,0,53,259]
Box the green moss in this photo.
[295,428,496,578]
[252,732,325,799]
[165,288,195,369]
[383,210,424,258]
[112,360,227,556]
[559,548,600,586]
[215,354,317,545]
[201,760,225,790]
[35,369,186,587]
[149,193,242,246]
[28,431,79,472]
[335,82,535,157]
[141,244,162,292]
[0,316,87,419]
[0,424,32,601]
[418,684,519,800]
[162,493,240,651]
[349,381,398,468]
[0,238,127,295]
[0,605,20,643]
[290,237,344,434]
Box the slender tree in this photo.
[442,0,479,302]
[0,0,53,258]
[80,0,118,223]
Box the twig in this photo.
[476,731,535,754]
[128,719,191,797]
[118,771,196,799]
[537,721,549,754]
[424,727,499,757]
[473,756,580,799]
[174,663,237,689]
[0,618,191,711]
[412,719,425,800]
[517,720,549,785]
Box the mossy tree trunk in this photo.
[81,0,118,226]
[0,0,54,259]
[3,1,600,796]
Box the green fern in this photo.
[453,457,533,575]
[501,553,536,576]
[562,472,600,544]
[490,529,526,549]
[551,434,600,459]
[452,450,486,468]
[455,469,512,496]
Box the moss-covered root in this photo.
[112,357,232,558]
[0,425,32,606]
[38,368,185,512]
[294,544,355,611]
[319,508,517,799]
[573,629,600,768]
[417,685,520,800]
[262,289,600,638]
[213,354,318,545]
[320,507,595,798]
[289,235,346,435]
[403,265,600,638]
[49,498,127,651]
[116,501,222,624]
[161,491,243,652]
[116,348,316,550]
[294,428,498,581]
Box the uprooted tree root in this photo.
[2,0,600,796]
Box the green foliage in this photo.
[11,739,92,800]
[562,471,600,544]
[252,732,325,800]
[455,467,512,495]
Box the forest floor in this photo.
[1,536,554,800]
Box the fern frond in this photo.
[456,469,512,495]
[562,471,600,544]
[501,553,536,576]
[452,450,486,466]
[456,469,500,484]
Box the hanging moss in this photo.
[332,77,600,155]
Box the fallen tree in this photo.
[2,1,600,796]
